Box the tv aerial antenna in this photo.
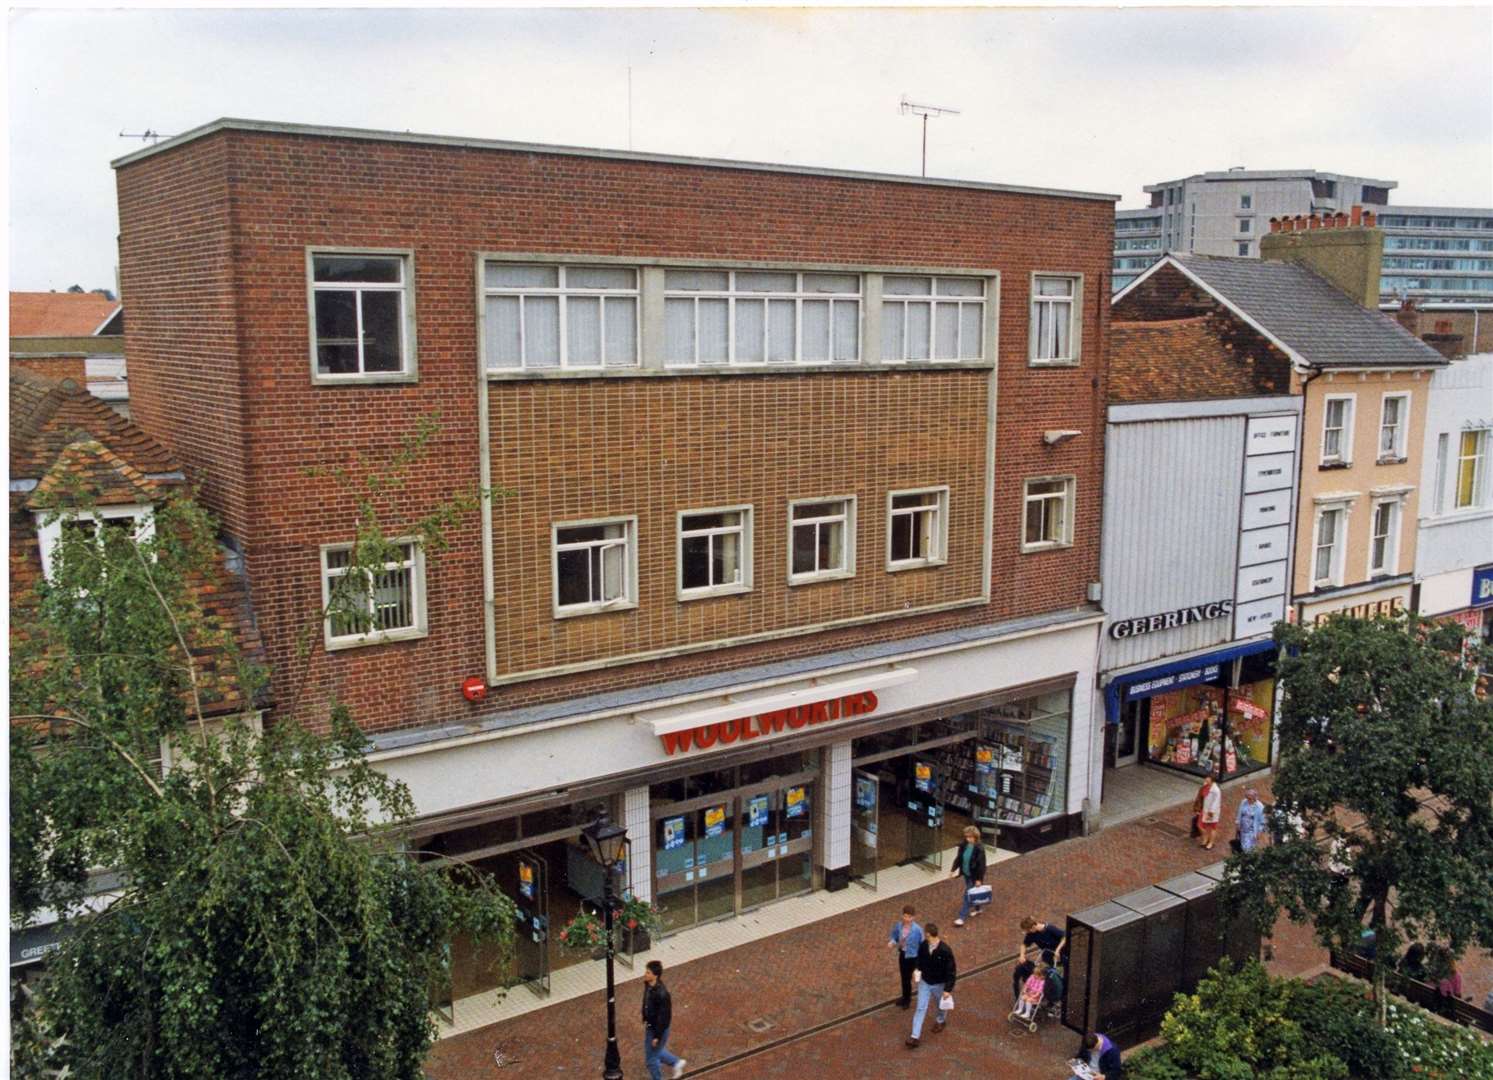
[899,95,960,178]
[119,129,172,145]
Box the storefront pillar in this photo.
[820,740,852,891]
[622,785,652,902]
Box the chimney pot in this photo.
[1308,215,1321,230]
[1295,214,1308,231]
[1364,210,1376,228]
[1350,205,1363,226]
[1335,212,1348,229]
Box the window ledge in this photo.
[1020,541,1073,554]
[1028,359,1080,369]
[678,584,752,602]
[554,599,638,620]
[1318,460,1352,471]
[325,627,428,651]
[1422,506,1493,527]
[1376,456,1408,466]
[788,569,855,586]
[313,372,419,387]
[887,557,948,573]
[487,361,994,381]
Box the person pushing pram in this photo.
[1006,960,1059,1032]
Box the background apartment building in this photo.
[114,119,1115,1022]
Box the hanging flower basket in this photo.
[616,893,663,936]
[557,909,608,953]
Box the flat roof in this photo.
[1143,169,1398,191]
[112,117,1120,203]
[1377,205,1493,217]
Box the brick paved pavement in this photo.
[425,776,1492,1079]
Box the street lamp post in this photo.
[582,812,629,1080]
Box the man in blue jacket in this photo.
[1072,1031,1123,1079]
[886,903,925,1008]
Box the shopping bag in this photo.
[966,884,993,908]
[1229,836,1243,854]
[939,992,955,1012]
[1190,814,1201,838]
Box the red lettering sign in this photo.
[658,690,881,756]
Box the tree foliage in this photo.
[10,481,514,1079]
[1219,613,1493,1026]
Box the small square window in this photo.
[553,517,638,615]
[1240,194,1253,210]
[321,539,426,648]
[887,488,948,569]
[678,507,752,599]
[35,506,154,582]
[1022,478,1074,550]
[1237,242,1251,257]
[1238,218,1253,235]
[788,497,855,582]
[309,252,415,382]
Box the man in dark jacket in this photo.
[641,960,685,1080]
[905,923,957,1047]
[1072,1031,1123,1079]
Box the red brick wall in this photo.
[8,355,87,385]
[118,128,1110,736]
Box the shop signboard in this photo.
[785,786,807,819]
[662,816,685,851]
[657,689,881,756]
[704,805,726,838]
[1472,564,1493,608]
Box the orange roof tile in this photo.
[10,291,120,337]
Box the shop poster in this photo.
[913,762,933,793]
[662,815,685,851]
[704,804,726,838]
[518,859,535,901]
[785,786,807,818]
[975,745,994,774]
[854,775,877,811]
[999,745,1024,772]
[748,794,770,827]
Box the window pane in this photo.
[933,303,959,359]
[360,290,403,372]
[794,501,842,520]
[604,297,638,366]
[1052,302,1072,359]
[737,271,795,294]
[884,276,931,296]
[907,303,931,360]
[767,300,795,362]
[818,519,843,570]
[315,255,401,284]
[568,266,636,290]
[959,304,983,359]
[1037,276,1074,298]
[558,524,608,544]
[665,298,695,363]
[891,513,913,561]
[681,535,711,590]
[314,290,360,374]
[600,541,626,602]
[714,530,740,585]
[803,273,858,294]
[325,547,352,570]
[735,299,766,362]
[683,512,731,531]
[833,301,858,361]
[1024,498,1045,544]
[557,548,592,606]
[791,523,817,575]
[485,296,522,367]
[665,269,729,292]
[485,264,558,289]
[802,300,830,362]
[524,296,560,367]
[882,303,906,360]
[936,277,982,297]
[699,298,729,364]
[567,295,602,365]
[1044,496,1064,541]
[373,566,412,630]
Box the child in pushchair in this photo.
[1008,962,1052,1032]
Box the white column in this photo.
[821,740,852,872]
[623,785,652,901]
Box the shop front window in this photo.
[1146,679,1274,779]
[972,689,1071,824]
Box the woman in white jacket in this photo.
[1197,775,1222,851]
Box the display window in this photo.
[1147,679,1273,778]
[977,689,1071,823]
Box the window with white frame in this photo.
[1030,275,1078,365]
[1238,218,1253,234]
[1312,506,1346,587]
[678,507,751,598]
[310,253,413,379]
[321,539,426,647]
[553,518,637,614]
[35,505,153,582]
[1321,396,1354,463]
[664,270,860,365]
[1240,194,1253,210]
[881,277,984,361]
[1456,428,1490,509]
[1022,477,1074,550]
[1369,500,1399,577]
[789,497,855,581]
[1378,394,1409,460]
[484,264,639,370]
[887,488,948,568]
[1237,242,1250,257]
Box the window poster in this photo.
[704,804,726,838]
[854,775,877,811]
[518,859,535,901]
[914,761,934,793]
[974,745,994,774]
[662,816,686,851]
[785,786,807,818]
[999,746,1024,773]
[747,794,770,828]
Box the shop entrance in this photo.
[850,740,960,880]
[1115,699,1141,768]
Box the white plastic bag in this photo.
[939,991,955,1012]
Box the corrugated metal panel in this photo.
[1101,416,1245,669]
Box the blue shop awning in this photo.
[1103,637,1279,725]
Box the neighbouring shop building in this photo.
[113,119,1115,1010]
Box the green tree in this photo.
[10,482,514,1078]
[1219,613,1493,1027]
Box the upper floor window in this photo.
[1456,429,1490,509]
[678,507,752,599]
[1378,394,1409,461]
[310,252,414,382]
[1030,275,1079,366]
[1239,194,1253,210]
[664,270,860,366]
[1237,242,1250,257]
[35,505,154,582]
[788,497,855,583]
[485,264,638,370]
[553,517,637,616]
[321,539,426,649]
[1312,506,1346,588]
[881,277,983,361]
[1369,499,1399,577]
[1022,477,1074,551]
[887,488,948,569]
[1321,396,1354,464]
[1238,218,1253,235]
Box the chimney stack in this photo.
[1259,204,1382,310]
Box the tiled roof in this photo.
[10,368,175,484]
[1171,254,1447,369]
[27,439,160,509]
[1108,314,1293,403]
[9,292,120,337]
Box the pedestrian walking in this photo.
[1234,787,1266,852]
[905,922,957,1048]
[641,959,686,1080]
[1069,1031,1124,1079]
[886,903,925,1009]
[949,825,987,927]
[1197,775,1221,851]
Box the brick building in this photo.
[114,118,1115,1012]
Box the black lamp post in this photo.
[582,812,629,1080]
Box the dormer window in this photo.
[35,505,154,581]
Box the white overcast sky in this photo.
[7,4,1493,293]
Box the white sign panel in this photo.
[1236,560,1289,604]
[1234,595,1286,638]
[1240,489,1291,530]
[1234,412,1296,641]
[1243,452,1295,494]
[1238,524,1290,568]
[1245,414,1298,457]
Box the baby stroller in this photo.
[1006,963,1064,1033]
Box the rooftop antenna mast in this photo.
[119,129,171,144]
[899,95,960,178]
